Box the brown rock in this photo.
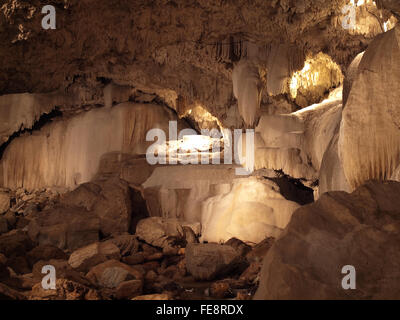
[136,217,184,249]
[239,262,261,284]
[132,293,172,300]
[6,255,30,274]
[0,192,10,214]
[68,242,121,272]
[225,238,251,256]
[0,282,25,300]
[0,230,35,258]
[183,226,198,245]
[246,237,275,263]
[142,261,160,272]
[3,211,17,230]
[27,205,100,251]
[60,178,132,237]
[115,279,143,300]
[145,252,163,261]
[255,181,400,300]
[32,259,91,287]
[185,243,248,281]
[144,270,158,282]
[0,216,8,235]
[210,281,231,299]
[106,234,140,256]
[0,253,6,265]
[29,278,93,300]
[86,260,142,288]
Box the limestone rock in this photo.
[0,230,35,258]
[29,278,95,300]
[255,181,400,300]
[86,260,143,288]
[104,234,140,257]
[0,191,10,214]
[135,217,185,249]
[0,282,25,300]
[61,178,132,237]
[185,243,248,281]
[27,206,100,251]
[32,259,91,287]
[115,280,143,300]
[27,245,68,267]
[0,216,8,235]
[68,242,121,272]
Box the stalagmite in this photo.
[339,25,400,190]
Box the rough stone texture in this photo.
[86,260,143,288]
[0,282,25,300]
[0,230,35,258]
[135,217,185,249]
[115,279,143,300]
[27,205,100,251]
[200,177,300,243]
[132,293,172,300]
[185,243,247,281]
[339,25,400,190]
[61,178,132,237]
[32,259,92,287]
[68,242,121,272]
[27,245,68,267]
[0,191,10,214]
[255,181,400,300]
[29,278,95,300]
[0,216,8,235]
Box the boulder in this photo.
[0,282,25,300]
[185,243,248,281]
[0,192,10,214]
[132,293,172,300]
[27,205,100,251]
[255,181,400,300]
[225,238,251,256]
[86,260,143,288]
[135,217,185,249]
[122,252,145,265]
[104,234,140,257]
[27,245,68,267]
[60,178,132,237]
[0,230,35,258]
[0,216,8,235]
[68,242,121,272]
[29,278,96,300]
[115,280,143,300]
[32,259,91,287]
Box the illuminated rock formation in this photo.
[339,25,400,190]
[0,102,188,190]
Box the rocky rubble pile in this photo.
[0,178,273,300]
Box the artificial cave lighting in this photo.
[181,134,213,152]
[182,105,222,131]
[342,0,398,35]
[289,52,343,107]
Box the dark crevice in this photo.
[0,107,63,159]
[266,170,314,205]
